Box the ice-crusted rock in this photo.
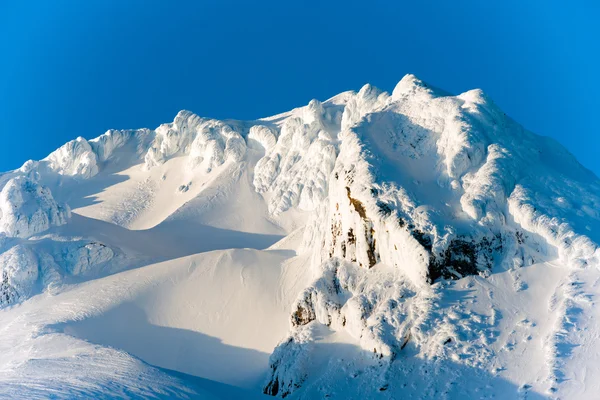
[264,324,317,398]
[0,176,70,238]
[0,245,38,307]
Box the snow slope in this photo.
[0,74,598,399]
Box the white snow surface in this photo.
[0,176,70,238]
[0,74,599,399]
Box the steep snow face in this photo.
[0,176,70,238]
[253,100,341,215]
[89,128,139,162]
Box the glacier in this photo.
[0,74,598,399]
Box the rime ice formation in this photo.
[144,110,246,172]
[45,137,100,178]
[0,74,599,399]
[0,176,70,238]
[0,245,38,306]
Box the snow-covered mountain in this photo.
[0,74,598,399]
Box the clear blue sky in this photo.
[1,0,599,175]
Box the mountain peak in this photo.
[391,73,434,100]
[0,77,599,399]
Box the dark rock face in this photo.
[0,271,17,307]
[264,377,280,397]
[427,235,502,283]
[329,183,504,282]
[411,229,433,252]
[292,303,316,327]
[345,187,378,268]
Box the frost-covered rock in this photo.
[341,83,389,131]
[188,121,244,172]
[264,324,317,398]
[0,177,70,238]
[26,129,145,179]
[0,245,38,307]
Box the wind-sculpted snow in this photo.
[144,110,247,172]
[0,238,117,307]
[89,128,143,162]
[0,177,118,308]
[247,125,278,152]
[44,137,100,178]
[253,100,340,214]
[61,241,115,275]
[0,176,70,238]
[0,74,599,398]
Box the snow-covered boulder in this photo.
[0,176,70,238]
[61,242,114,275]
[0,239,116,309]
